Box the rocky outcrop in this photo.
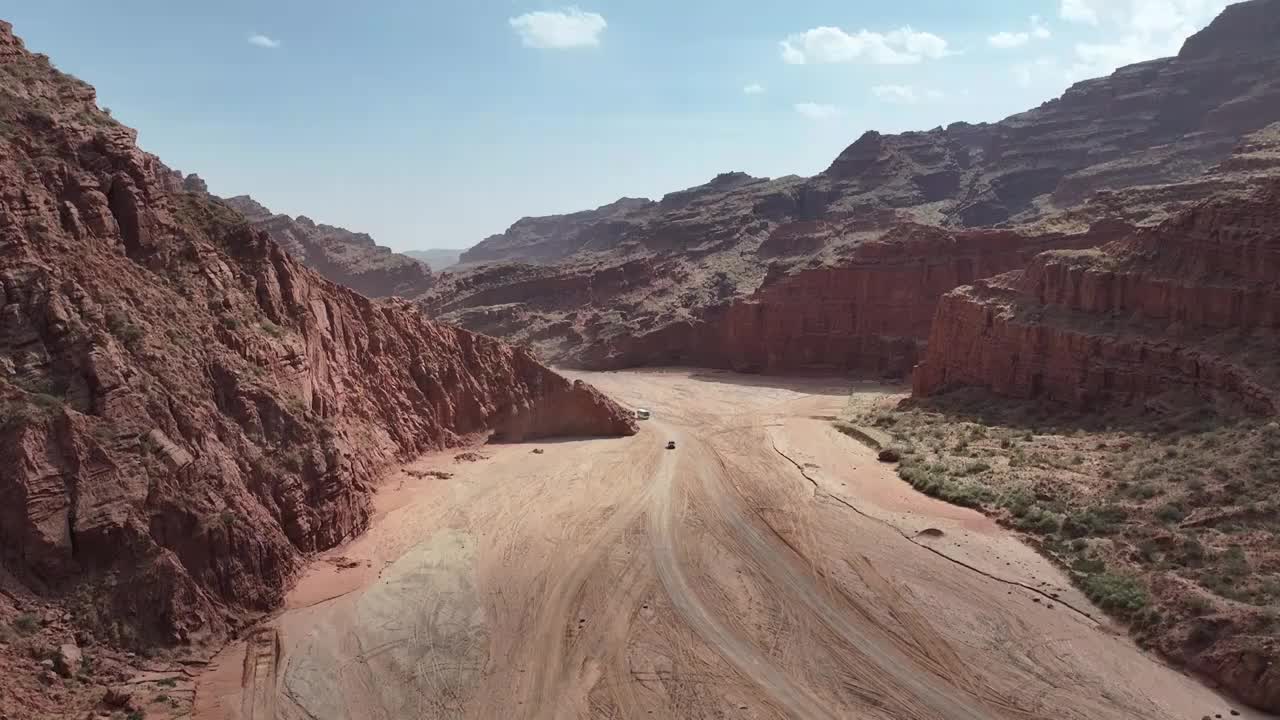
[431,0,1280,372]
[0,18,635,655]
[461,196,658,266]
[911,181,1280,712]
[913,181,1280,412]
[218,195,436,299]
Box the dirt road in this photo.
[195,369,1262,720]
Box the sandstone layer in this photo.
[913,180,1280,412]
[429,0,1280,373]
[0,16,634,668]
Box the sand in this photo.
[194,369,1264,720]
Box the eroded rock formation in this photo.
[430,0,1280,373]
[0,18,635,654]
[913,181,1280,412]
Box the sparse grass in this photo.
[849,387,1280,671]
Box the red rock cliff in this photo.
[913,182,1280,412]
[432,0,1280,373]
[0,19,635,649]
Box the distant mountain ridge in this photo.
[405,248,462,271]
[426,0,1280,375]
[219,195,437,298]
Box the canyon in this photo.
[0,18,633,718]
[913,179,1280,412]
[427,0,1280,378]
[1,0,1280,716]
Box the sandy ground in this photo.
[193,369,1266,720]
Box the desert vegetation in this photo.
[850,389,1280,663]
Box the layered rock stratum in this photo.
[428,0,1280,374]
[0,16,634,681]
[913,180,1280,412]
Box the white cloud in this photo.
[871,85,944,104]
[779,26,950,65]
[1060,0,1100,24]
[247,34,280,49]
[1013,57,1059,87]
[1059,1,1231,80]
[794,102,841,120]
[509,8,606,49]
[1031,15,1052,39]
[743,83,765,95]
[988,31,1030,49]
[988,16,1051,49]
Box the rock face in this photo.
[438,226,1095,375]
[431,0,1280,373]
[218,194,436,299]
[913,181,1280,413]
[0,18,635,652]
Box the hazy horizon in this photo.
[7,0,1236,251]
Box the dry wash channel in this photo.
[195,370,1262,720]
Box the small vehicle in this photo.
[665,441,676,450]
[635,408,651,420]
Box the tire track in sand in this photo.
[647,424,837,720]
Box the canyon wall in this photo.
[430,0,1280,373]
[560,226,1106,375]
[913,182,1280,412]
[0,19,634,650]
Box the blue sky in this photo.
[6,0,1234,250]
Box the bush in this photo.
[1155,502,1187,524]
[106,309,144,349]
[1083,573,1149,615]
[13,613,38,634]
[961,460,991,475]
[1062,506,1126,537]
[999,489,1035,518]
[1015,506,1061,535]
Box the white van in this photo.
[635,408,651,420]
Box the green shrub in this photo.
[999,489,1035,518]
[1016,506,1061,535]
[1155,502,1187,524]
[13,613,38,634]
[1083,573,1149,615]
